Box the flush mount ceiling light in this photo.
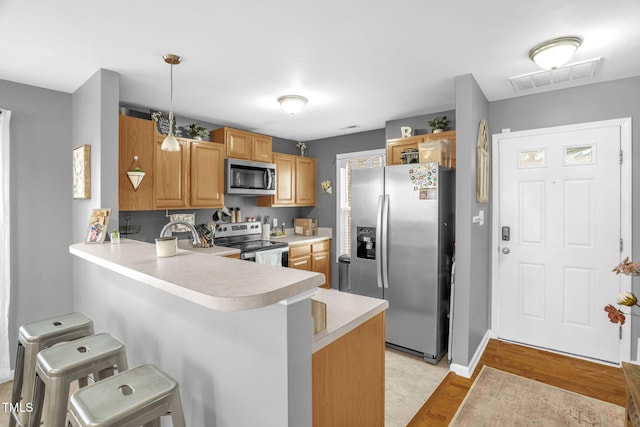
[529,36,582,70]
[277,95,308,115]
[161,53,182,151]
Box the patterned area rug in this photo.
[450,366,625,426]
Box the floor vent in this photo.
[509,57,601,93]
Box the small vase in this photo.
[300,149,306,157]
[433,129,444,134]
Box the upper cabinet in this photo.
[257,153,316,207]
[119,115,155,211]
[154,134,225,209]
[386,130,456,166]
[119,116,226,211]
[211,127,273,163]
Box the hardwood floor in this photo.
[408,339,627,426]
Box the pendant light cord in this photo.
[169,63,174,136]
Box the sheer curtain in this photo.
[0,109,10,380]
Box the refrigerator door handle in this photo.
[381,194,390,289]
[375,195,384,288]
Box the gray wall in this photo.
[3,79,74,366]
[451,74,491,367]
[72,69,120,243]
[489,75,640,358]
[385,110,456,140]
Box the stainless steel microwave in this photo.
[225,158,276,196]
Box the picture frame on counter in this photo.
[72,144,91,199]
[85,208,111,244]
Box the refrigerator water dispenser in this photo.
[356,227,376,260]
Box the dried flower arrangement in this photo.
[604,257,640,326]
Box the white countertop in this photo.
[311,288,388,353]
[271,227,333,245]
[70,240,324,312]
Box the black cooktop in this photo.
[214,237,288,253]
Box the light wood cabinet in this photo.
[295,156,316,205]
[211,127,273,162]
[257,153,316,207]
[154,134,225,209]
[313,311,385,426]
[386,130,456,166]
[190,141,225,208]
[154,136,189,208]
[288,239,330,288]
[119,115,155,211]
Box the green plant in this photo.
[428,116,450,131]
[188,124,210,138]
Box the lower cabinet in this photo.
[312,311,386,426]
[288,239,331,288]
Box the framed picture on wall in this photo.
[73,144,91,199]
[85,208,111,244]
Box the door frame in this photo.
[490,118,633,364]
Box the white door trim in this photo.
[490,118,633,364]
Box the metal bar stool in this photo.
[67,364,186,427]
[10,312,94,427]
[28,333,128,427]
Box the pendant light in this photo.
[277,95,308,115]
[161,53,182,151]
[529,37,582,70]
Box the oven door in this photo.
[226,158,276,196]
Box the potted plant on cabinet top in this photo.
[188,124,210,141]
[428,116,450,133]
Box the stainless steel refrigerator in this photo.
[350,162,455,363]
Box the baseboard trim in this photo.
[449,330,491,378]
[0,368,14,383]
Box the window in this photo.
[335,149,385,262]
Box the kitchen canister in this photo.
[155,236,177,257]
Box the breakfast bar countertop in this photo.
[311,288,388,353]
[70,239,324,312]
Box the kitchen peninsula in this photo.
[70,239,387,426]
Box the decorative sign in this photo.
[150,110,176,136]
[476,119,489,203]
[400,126,413,138]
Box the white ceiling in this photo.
[2,0,640,141]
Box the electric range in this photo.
[214,221,288,265]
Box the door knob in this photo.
[501,247,510,254]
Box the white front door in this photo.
[494,120,631,363]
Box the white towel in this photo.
[255,251,282,266]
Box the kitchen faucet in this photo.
[160,220,201,246]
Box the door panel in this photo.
[384,164,439,356]
[350,168,384,299]
[498,125,622,363]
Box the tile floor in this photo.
[385,348,450,426]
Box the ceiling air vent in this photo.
[509,57,601,93]
[340,125,360,130]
